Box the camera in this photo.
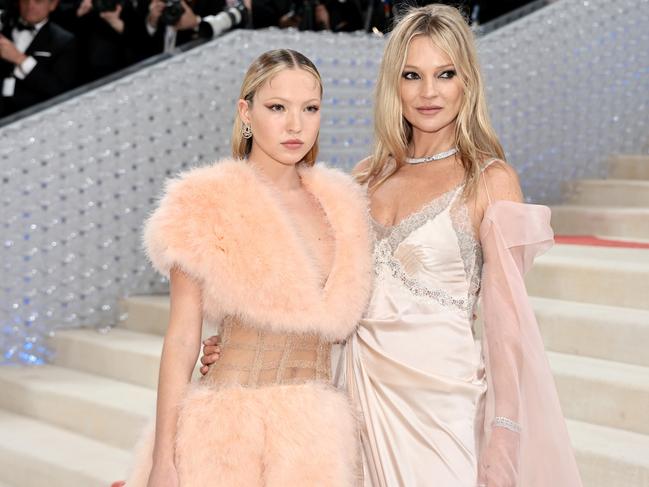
[92,0,122,13]
[198,0,247,38]
[160,0,184,25]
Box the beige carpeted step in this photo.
[562,179,649,207]
[532,297,649,367]
[549,352,649,435]
[550,205,649,239]
[119,295,170,336]
[526,245,649,310]
[50,327,204,388]
[119,294,218,339]
[0,410,130,487]
[608,154,649,180]
[568,419,649,487]
[51,327,163,389]
[0,365,154,450]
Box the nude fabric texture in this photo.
[125,159,373,486]
[479,201,582,487]
[342,186,582,486]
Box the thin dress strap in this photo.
[480,158,500,206]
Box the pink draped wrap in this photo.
[478,200,582,486]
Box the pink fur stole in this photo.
[143,159,373,341]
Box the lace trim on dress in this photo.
[372,185,478,313]
[374,239,470,311]
[372,185,460,253]
[449,196,483,318]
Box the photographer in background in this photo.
[278,0,364,32]
[0,0,78,117]
[144,0,224,54]
[66,0,146,82]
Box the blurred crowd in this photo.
[0,0,537,118]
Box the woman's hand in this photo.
[477,427,520,487]
[147,460,179,487]
[199,335,221,376]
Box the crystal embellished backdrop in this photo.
[1,0,648,363]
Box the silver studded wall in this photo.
[1,0,648,363]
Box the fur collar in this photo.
[143,158,373,340]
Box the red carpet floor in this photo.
[555,235,649,249]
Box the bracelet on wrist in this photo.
[492,416,521,433]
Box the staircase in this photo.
[530,154,649,487]
[0,155,648,487]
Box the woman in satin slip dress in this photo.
[201,5,582,487]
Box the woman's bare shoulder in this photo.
[480,159,523,203]
[351,156,372,178]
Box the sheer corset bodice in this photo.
[204,316,333,388]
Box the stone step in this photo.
[1,404,645,487]
[608,154,649,180]
[526,245,649,310]
[119,294,170,336]
[550,205,649,239]
[549,352,649,435]
[568,419,649,487]
[51,327,163,389]
[532,297,649,367]
[0,365,155,450]
[562,179,649,207]
[0,409,130,487]
[119,295,218,341]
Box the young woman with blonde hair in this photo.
[201,5,582,487]
[123,48,372,486]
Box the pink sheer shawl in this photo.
[478,200,582,486]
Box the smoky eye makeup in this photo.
[439,69,457,79]
[401,71,421,80]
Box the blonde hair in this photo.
[232,49,323,167]
[357,4,505,194]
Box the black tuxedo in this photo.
[0,20,79,117]
[52,0,151,83]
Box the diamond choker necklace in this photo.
[404,147,458,164]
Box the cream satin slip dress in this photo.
[345,177,487,487]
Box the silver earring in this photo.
[242,123,253,139]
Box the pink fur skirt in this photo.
[125,381,360,486]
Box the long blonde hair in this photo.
[232,49,323,167]
[357,4,505,194]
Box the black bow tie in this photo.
[15,20,36,32]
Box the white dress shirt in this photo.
[2,18,47,97]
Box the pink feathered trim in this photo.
[125,382,361,486]
[142,159,373,341]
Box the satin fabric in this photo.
[345,186,487,487]
[340,192,583,487]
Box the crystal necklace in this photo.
[404,147,458,164]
